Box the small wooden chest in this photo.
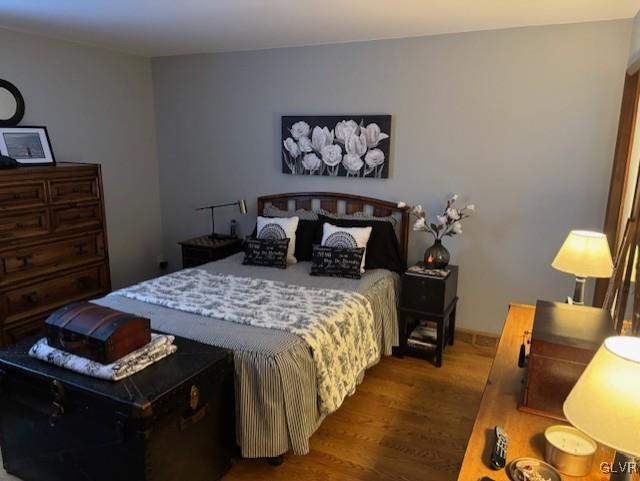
[0,334,235,481]
[45,302,151,364]
[520,300,614,420]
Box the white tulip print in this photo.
[290,121,310,140]
[342,154,364,175]
[362,123,389,148]
[298,136,313,153]
[311,126,334,152]
[302,153,322,172]
[282,116,390,177]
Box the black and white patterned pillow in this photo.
[257,223,287,240]
[257,216,299,263]
[321,223,372,273]
[310,245,365,279]
[243,238,290,269]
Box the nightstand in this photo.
[179,235,243,268]
[399,264,458,367]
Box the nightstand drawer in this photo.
[179,236,243,268]
[400,266,458,314]
[182,246,212,260]
[402,276,445,312]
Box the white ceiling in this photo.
[0,0,638,57]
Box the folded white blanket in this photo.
[28,333,177,381]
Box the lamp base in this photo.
[572,276,586,305]
[609,452,637,481]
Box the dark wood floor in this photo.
[225,342,494,481]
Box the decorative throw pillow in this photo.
[321,222,372,273]
[318,214,404,274]
[257,216,299,263]
[243,238,290,269]
[310,245,365,279]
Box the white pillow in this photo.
[257,216,299,263]
[321,222,372,273]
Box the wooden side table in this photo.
[179,235,243,268]
[399,264,458,367]
[456,304,629,481]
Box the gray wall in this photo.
[152,20,631,333]
[0,28,164,288]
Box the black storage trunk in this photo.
[0,334,235,481]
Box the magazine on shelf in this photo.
[408,322,437,348]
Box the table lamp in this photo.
[551,230,614,305]
[564,336,640,481]
[196,199,248,240]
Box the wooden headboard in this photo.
[257,192,411,265]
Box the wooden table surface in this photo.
[456,303,623,481]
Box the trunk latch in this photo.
[189,385,199,411]
[49,380,65,427]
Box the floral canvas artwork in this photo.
[282,115,391,178]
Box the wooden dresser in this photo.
[457,304,639,481]
[0,163,111,346]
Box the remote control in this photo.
[490,425,508,470]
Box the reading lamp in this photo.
[551,230,613,305]
[197,199,247,240]
[564,336,640,481]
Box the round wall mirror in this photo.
[0,79,25,127]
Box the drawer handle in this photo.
[77,276,93,289]
[75,243,87,255]
[21,292,38,305]
[17,254,32,268]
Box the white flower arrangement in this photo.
[282,119,389,177]
[399,195,475,240]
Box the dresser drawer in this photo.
[2,264,110,324]
[0,182,47,211]
[3,317,45,346]
[51,203,102,233]
[0,209,50,243]
[0,233,106,287]
[49,177,100,204]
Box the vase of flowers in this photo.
[399,195,475,269]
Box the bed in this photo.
[95,192,410,459]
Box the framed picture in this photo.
[282,115,391,178]
[0,126,55,166]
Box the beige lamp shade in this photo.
[563,337,640,457]
[552,230,614,278]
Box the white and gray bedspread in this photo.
[94,253,399,457]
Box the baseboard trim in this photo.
[455,328,499,351]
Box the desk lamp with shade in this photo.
[196,199,248,240]
[552,230,614,305]
[563,336,640,481]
